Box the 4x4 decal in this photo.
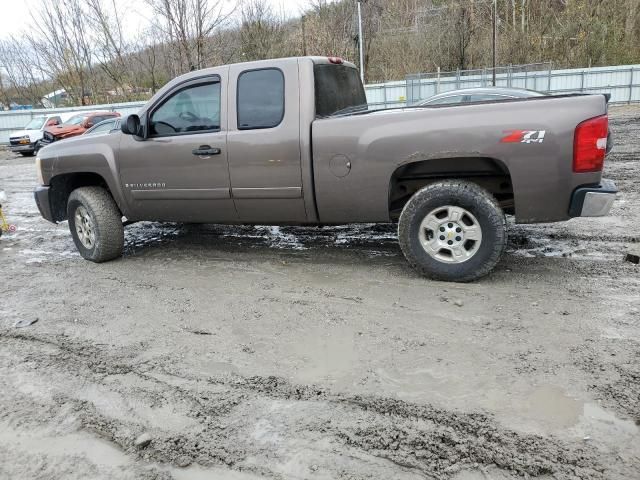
[500,130,546,144]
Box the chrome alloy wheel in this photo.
[74,205,96,249]
[418,205,482,263]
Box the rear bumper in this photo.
[34,185,55,223]
[569,179,617,217]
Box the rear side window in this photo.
[469,94,505,102]
[88,120,116,135]
[314,64,367,117]
[237,69,284,130]
[426,95,465,105]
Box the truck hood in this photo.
[45,124,85,139]
[39,129,121,157]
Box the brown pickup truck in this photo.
[34,56,617,281]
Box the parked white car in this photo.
[8,114,71,156]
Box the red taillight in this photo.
[573,115,608,173]
[328,56,344,65]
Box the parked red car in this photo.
[39,111,121,147]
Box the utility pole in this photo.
[492,0,497,86]
[301,14,307,56]
[357,0,365,83]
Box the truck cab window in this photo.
[314,64,367,117]
[237,69,284,130]
[150,82,221,136]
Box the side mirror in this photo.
[121,114,142,137]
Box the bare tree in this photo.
[144,0,235,72]
[26,0,97,105]
[239,0,288,60]
[132,27,166,95]
[0,38,49,106]
[86,0,133,99]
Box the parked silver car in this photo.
[416,87,546,106]
[83,117,121,136]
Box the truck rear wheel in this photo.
[67,187,124,263]
[398,180,506,282]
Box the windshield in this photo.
[314,64,367,118]
[24,117,46,130]
[64,114,89,126]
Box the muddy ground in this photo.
[0,106,638,480]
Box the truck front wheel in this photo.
[398,180,507,282]
[67,187,124,263]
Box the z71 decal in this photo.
[500,130,546,144]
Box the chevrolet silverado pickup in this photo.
[34,56,617,282]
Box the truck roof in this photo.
[139,56,359,116]
[196,55,357,73]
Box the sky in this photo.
[0,0,335,40]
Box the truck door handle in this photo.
[192,145,221,156]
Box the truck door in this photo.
[118,72,237,223]
[227,59,306,223]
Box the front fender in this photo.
[43,134,129,217]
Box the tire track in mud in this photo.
[1,331,608,479]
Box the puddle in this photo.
[373,365,453,400]
[581,402,639,436]
[196,359,240,376]
[0,420,262,479]
[291,325,359,387]
[525,385,582,429]
[171,465,264,480]
[0,422,131,468]
[452,468,553,480]
[524,385,638,437]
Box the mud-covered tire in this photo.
[398,180,507,282]
[67,187,124,263]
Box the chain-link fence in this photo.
[405,62,552,104]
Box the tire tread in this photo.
[398,180,506,282]
[68,187,124,263]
